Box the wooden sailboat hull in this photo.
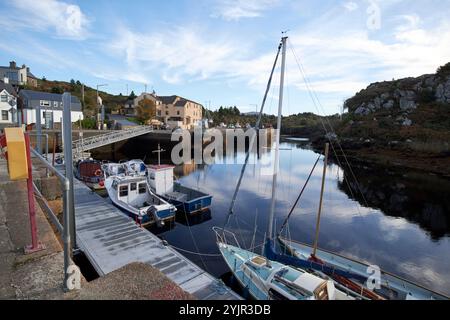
[278,237,449,300]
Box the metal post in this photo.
[36,105,42,154]
[266,36,287,244]
[24,133,45,254]
[62,92,76,250]
[312,143,330,257]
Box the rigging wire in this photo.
[222,39,283,233]
[287,39,372,216]
[277,154,321,236]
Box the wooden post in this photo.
[312,143,329,257]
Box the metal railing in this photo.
[31,148,72,288]
[71,126,153,157]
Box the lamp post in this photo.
[96,84,108,130]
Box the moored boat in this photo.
[214,229,355,300]
[277,237,449,300]
[147,164,212,215]
[104,174,176,227]
[74,159,105,190]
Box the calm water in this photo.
[95,137,450,296]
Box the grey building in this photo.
[0,61,29,86]
[19,90,83,128]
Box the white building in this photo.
[19,90,83,128]
[0,79,18,125]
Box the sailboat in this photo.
[274,146,449,300]
[214,36,358,301]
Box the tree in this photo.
[76,80,82,86]
[51,86,63,94]
[70,79,76,85]
[136,98,157,123]
[129,91,137,100]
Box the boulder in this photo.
[383,100,394,110]
[399,97,417,111]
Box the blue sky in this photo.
[1,0,449,115]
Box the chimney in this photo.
[3,77,9,84]
[9,61,16,69]
[22,64,26,69]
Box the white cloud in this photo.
[3,0,90,40]
[211,0,279,21]
[343,1,359,12]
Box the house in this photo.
[26,69,38,87]
[0,79,18,125]
[0,61,34,87]
[121,92,203,129]
[18,90,83,128]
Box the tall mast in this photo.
[267,36,287,244]
[312,143,329,257]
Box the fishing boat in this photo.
[104,174,177,227]
[122,147,212,215]
[214,36,359,301]
[147,164,212,215]
[74,159,105,190]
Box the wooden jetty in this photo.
[72,177,240,300]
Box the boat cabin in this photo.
[111,177,164,208]
[147,165,175,195]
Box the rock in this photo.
[402,118,412,126]
[399,97,417,111]
[383,100,394,109]
[355,105,371,115]
[373,97,382,109]
[380,93,390,100]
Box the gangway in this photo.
[72,126,153,158]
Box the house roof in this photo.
[19,90,82,111]
[158,95,178,105]
[27,72,38,79]
[0,81,18,97]
[158,95,202,107]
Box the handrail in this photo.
[31,148,69,188]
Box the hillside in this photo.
[313,62,450,175]
[22,79,127,117]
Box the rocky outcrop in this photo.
[345,63,450,116]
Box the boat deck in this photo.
[72,177,241,300]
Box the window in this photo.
[177,111,180,115]
[2,111,8,121]
[54,101,58,107]
[40,100,50,107]
[119,185,128,197]
[138,183,146,194]
[166,111,169,115]
[130,183,137,191]
[1,94,7,102]
[157,110,161,116]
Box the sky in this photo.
[0,0,449,115]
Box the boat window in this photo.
[138,183,146,194]
[112,181,117,190]
[130,183,137,191]
[149,173,155,180]
[119,185,128,197]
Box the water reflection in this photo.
[336,164,450,240]
[93,136,450,296]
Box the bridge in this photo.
[72,126,153,158]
